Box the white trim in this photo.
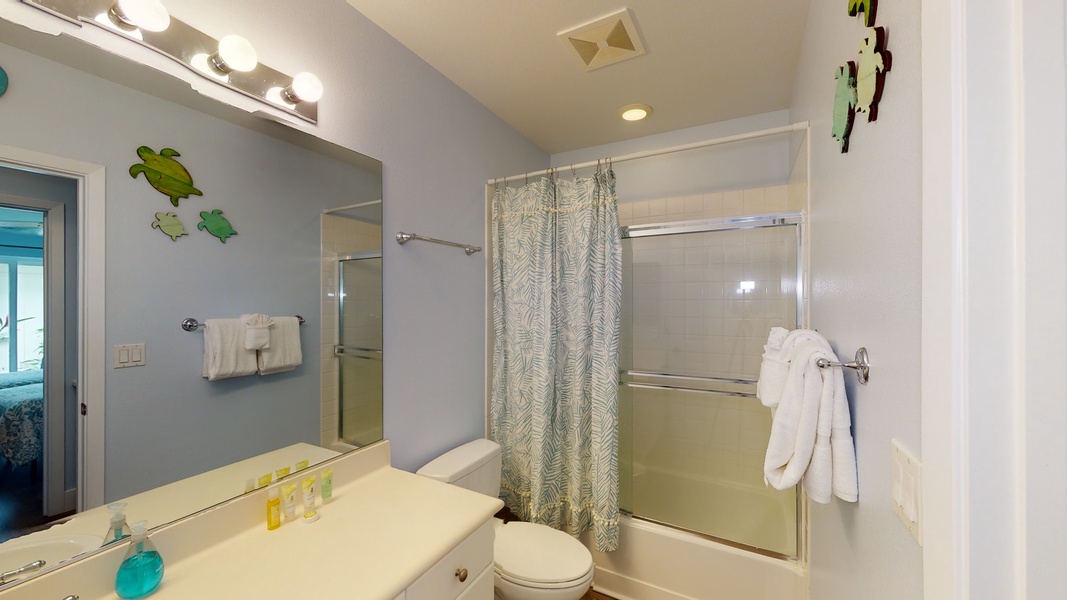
[0,143,106,511]
[922,0,1067,597]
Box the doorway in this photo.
[0,145,106,527]
[0,174,76,542]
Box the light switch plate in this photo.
[891,439,922,545]
[113,343,146,368]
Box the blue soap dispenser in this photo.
[115,520,164,599]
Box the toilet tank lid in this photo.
[416,439,500,483]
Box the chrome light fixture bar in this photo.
[22,0,321,123]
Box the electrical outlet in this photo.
[891,439,922,545]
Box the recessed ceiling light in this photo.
[618,103,653,121]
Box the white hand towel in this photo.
[764,340,826,491]
[202,318,258,381]
[257,316,303,375]
[756,326,791,408]
[242,313,274,350]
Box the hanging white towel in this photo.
[202,318,258,381]
[257,316,302,375]
[756,326,790,408]
[761,331,858,503]
[242,313,274,350]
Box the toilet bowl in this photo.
[417,439,594,600]
[492,520,594,600]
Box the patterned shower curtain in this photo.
[490,166,622,552]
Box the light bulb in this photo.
[283,72,323,103]
[210,35,258,74]
[113,0,170,32]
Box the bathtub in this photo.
[579,467,806,600]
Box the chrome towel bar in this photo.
[181,316,305,332]
[395,231,481,255]
[816,347,871,384]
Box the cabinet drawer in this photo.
[406,520,494,600]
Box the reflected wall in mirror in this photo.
[0,17,383,589]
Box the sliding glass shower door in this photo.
[337,253,383,447]
[618,214,802,557]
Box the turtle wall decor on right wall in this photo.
[833,0,891,153]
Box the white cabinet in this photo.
[405,520,494,600]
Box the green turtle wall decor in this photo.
[847,0,877,27]
[855,27,891,122]
[832,62,858,153]
[197,209,237,243]
[0,65,8,98]
[151,212,188,241]
[129,146,203,207]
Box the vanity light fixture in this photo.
[618,103,653,121]
[22,0,322,123]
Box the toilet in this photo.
[417,439,595,600]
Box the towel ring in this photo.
[816,347,870,384]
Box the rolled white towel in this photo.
[242,313,274,350]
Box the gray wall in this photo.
[550,110,794,201]
[789,0,924,597]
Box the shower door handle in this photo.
[333,345,383,361]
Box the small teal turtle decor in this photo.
[151,212,188,241]
[129,146,203,207]
[0,65,8,98]
[197,209,237,243]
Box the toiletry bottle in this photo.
[104,502,133,545]
[320,469,334,504]
[281,483,298,522]
[267,486,281,530]
[115,521,164,599]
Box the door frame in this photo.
[0,143,105,512]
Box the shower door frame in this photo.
[619,210,807,561]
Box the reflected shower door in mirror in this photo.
[320,201,383,451]
[338,254,383,446]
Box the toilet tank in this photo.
[416,439,502,498]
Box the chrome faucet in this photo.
[0,559,46,584]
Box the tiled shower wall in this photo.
[320,213,381,446]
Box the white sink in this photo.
[0,534,103,582]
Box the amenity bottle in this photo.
[115,520,164,599]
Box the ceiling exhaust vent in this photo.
[558,9,646,71]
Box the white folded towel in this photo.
[202,318,259,381]
[242,313,274,350]
[756,326,790,407]
[257,316,302,375]
[761,329,858,503]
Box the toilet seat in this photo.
[493,522,594,588]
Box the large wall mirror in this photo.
[0,15,383,589]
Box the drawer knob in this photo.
[455,567,468,582]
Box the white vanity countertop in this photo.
[151,467,502,599]
[0,441,503,600]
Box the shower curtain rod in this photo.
[488,121,809,186]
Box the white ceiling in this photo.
[346,1,812,154]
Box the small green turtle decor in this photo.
[129,146,203,207]
[151,212,188,241]
[197,209,237,243]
